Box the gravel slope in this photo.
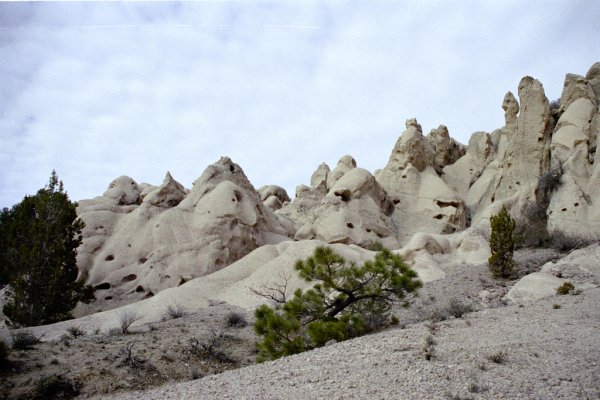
[101,286,600,400]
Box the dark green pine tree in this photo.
[1,171,94,327]
[488,206,519,278]
[254,246,422,361]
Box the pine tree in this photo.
[488,206,518,278]
[254,246,421,361]
[1,171,94,327]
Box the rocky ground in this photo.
[2,246,597,399]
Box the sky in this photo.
[1,1,599,208]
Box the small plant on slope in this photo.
[488,207,519,278]
[254,246,422,362]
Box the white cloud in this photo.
[1,1,599,206]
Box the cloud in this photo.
[1,1,599,207]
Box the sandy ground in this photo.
[1,247,598,399]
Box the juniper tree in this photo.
[488,207,518,278]
[254,246,421,361]
[1,171,94,327]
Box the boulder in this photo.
[142,172,187,208]
[103,176,141,205]
[326,155,357,189]
[504,272,565,304]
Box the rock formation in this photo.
[76,158,291,313]
[71,62,600,314]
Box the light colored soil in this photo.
[100,286,600,400]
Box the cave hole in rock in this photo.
[393,199,400,205]
[138,257,147,264]
[178,278,187,286]
[230,165,235,172]
[105,296,113,300]
[95,282,111,290]
[145,291,154,298]
[233,190,243,202]
[135,285,145,293]
[433,214,444,219]
[574,203,579,207]
[335,190,351,202]
[366,228,372,233]
[105,254,115,261]
[346,222,354,229]
[401,175,407,179]
[561,208,567,212]
[121,274,137,283]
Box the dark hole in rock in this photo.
[105,254,115,261]
[127,244,131,247]
[121,274,137,283]
[135,285,145,293]
[105,296,113,300]
[178,278,187,287]
[574,203,579,207]
[491,196,495,202]
[335,190,351,202]
[516,182,520,185]
[233,190,242,202]
[145,291,154,298]
[98,225,104,229]
[138,257,147,264]
[561,208,567,212]
[366,228,371,233]
[433,214,444,219]
[436,200,460,208]
[346,222,354,228]
[165,275,171,279]
[393,199,400,205]
[95,282,111,290]
[229,165,235,172]
[401,175,407,179]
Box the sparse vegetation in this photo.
[67,326,84,338]
[12,331,40,350]
[254,247,421,361]
[488,207,518,278]
[486,350,507,364]
[35,374,78,399]
[165,302,187,319]
[188,329,234,363]
[422,334,436,361]
[226,311,247,328]
[556,281,580,295]
[552,303,561,309]
[445,298,474,318]
[116,310,141,334]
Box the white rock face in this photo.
[546,69,600,238]
[76,157,291,314]
[376,119,467,243]
[278,159,399,249]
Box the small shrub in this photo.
[552,303,561,309]
[116,310,141,334]
[12,331,40,350]
[165,303,186,319]
[549,98,561,112]
[365,241,386,252]
[538,168,562,194]
[422,334,436,361]
[36,374,78,399]
[445,298,473,318]
[390,315,400,325]
[67,326,84,338]
[226,311,247,328]
[488,207,518,278]
[486,350,506,364]
[188,329,233,363]
[556,281,575,295]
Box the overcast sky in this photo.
[1,1,598,208]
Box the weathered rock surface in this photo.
[76,157,291,314]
